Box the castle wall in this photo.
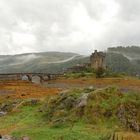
[90,50,106,70]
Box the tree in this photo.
[95,67,105,78]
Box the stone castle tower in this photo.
[90,50,106,70]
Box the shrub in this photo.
[95,67,105,78]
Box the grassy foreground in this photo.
[0,104,111,140]
[0,80,140,140]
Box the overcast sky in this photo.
[0,0,140,55]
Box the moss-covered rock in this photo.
[117,102,140,132]
[42,86,140,132]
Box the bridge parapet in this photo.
[0,73,63,82]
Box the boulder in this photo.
[88,86,94,90]
[22,136,30,140]
[76,93,89,108]
[0,111,7,117]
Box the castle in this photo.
[90,50,106,70]
[66,50,106,73]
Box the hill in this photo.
[0,46,140,76]
[0,52,88,73]
[108,46,140,60]
[106,46,140,75]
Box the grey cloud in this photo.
[0,0,140,55]
[116,0,140,21]
[80,0,109,20]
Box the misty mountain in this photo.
[0,46,140,76]
[108,46,140,60]
[106,46,140,75]
[0,52,89,73]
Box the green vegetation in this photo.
[64,72,95,79]
[95,67,105,78]
[64,68,124,79]
[42,86,140,135]
[0,86,140,139]
[0,100,109,140]
[108,46,140,59]
[107,46,140,76]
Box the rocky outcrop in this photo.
[117,103,140,132]
[43,86,140,134]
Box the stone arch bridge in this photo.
[0,73,63,83]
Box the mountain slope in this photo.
[0,52,88,73]
[106,46,140,75]
[0,46,140,75]
[108,46,140,60]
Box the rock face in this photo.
[117,103,140,132]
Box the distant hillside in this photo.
[0,46,140,76]
[108,46,140,60]
[106,46,140,75]
[0,52,89,73]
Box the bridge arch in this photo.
[21,74,32,81]
[32,75,44,83]
[0,73,61,82]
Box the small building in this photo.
[66,64,89,73]
[90,50,106,70]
